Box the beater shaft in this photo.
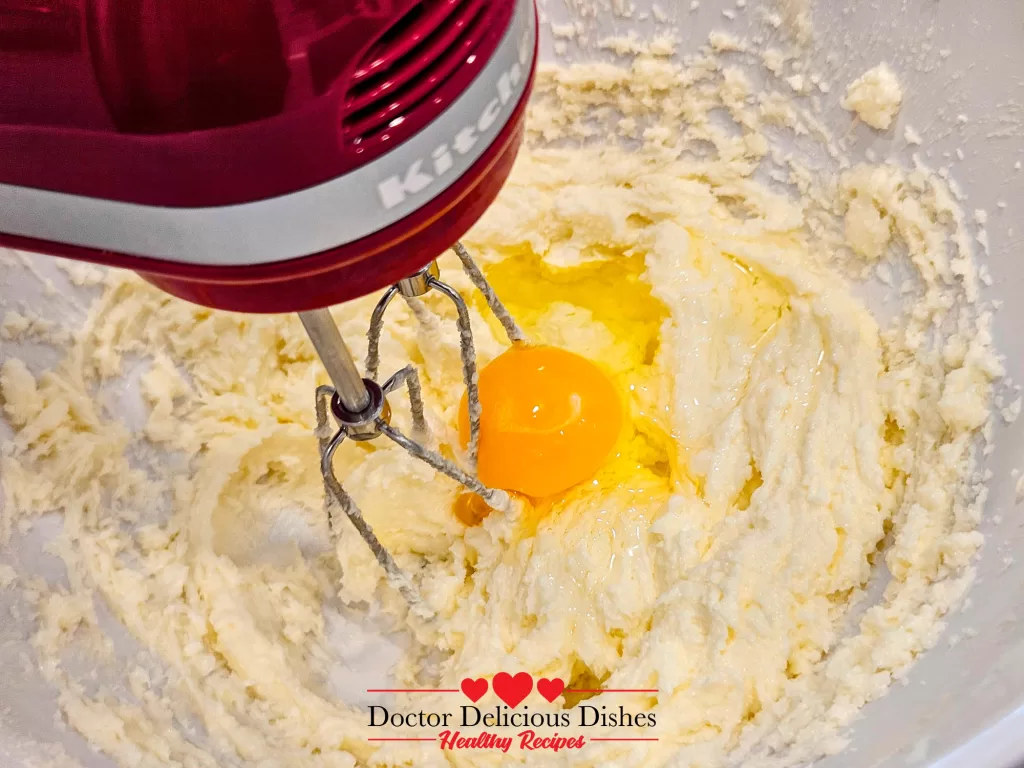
[299,309,371,413]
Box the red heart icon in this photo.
[461,677,488,703]
[492,672,533,708]
[537,677,565,703]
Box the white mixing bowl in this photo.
[2,1,1023,766]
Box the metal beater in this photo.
[299,243,525,618]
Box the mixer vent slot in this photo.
[340,0,510,147]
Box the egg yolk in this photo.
[458,345,623,498]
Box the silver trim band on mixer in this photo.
[0,0,536,268]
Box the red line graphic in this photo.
[367,687,659,694]
[368,738,437,742]
[590,738,659,742]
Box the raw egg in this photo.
[458,345,623,498]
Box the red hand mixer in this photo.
[0,0,536,312]
[0,0,538,613]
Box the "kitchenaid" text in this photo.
[376,20,534,210]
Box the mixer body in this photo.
[0,0,538,312]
